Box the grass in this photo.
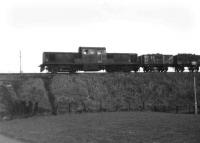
[0,112,200,143]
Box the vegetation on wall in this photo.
[0,73,199,118]
[50,73,200,113]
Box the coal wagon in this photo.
[139,54,173,72]
[173,54,200,72]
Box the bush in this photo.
[49,73,200,113]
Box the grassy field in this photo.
[0,112,200,143]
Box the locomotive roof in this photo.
[43,52,78,54]
[79,47,106,50]
[107,53,137,55]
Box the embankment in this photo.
[0,73,199,117]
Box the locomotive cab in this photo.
[78,47,106,63]
[77,47,107,71]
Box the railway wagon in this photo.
[139,54,173,72]
[173,54,200,72]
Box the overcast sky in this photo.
[0,0,200,73]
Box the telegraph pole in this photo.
[194,75,198,115]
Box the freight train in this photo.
[40,47,200,73]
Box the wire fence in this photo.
[57,102,200,114]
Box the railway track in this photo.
[0,71,199,76]
[0,72,198,80]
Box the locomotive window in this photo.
[97,51,102,55]
[89,49,95,54]
[83,49,88,55]
[97,50,106,55]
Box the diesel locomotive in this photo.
[40,47,200,73]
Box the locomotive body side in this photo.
[40,52,80,73]
[105,53,139,72]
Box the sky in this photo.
[0,0,200,73]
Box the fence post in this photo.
[68,103,71,113]
[188,105,191,113]
[194,75,198,115]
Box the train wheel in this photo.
[51,68,58,74]
[69,70,76,73]
[175,67,179,72]
[106,68,113,73]
[189,68,194,72]
[180,67,184,72]
[143,67,149,72]
[133,68,139,73]
[164,67,168,72]
[69,66,77,73]
[159,67,165,72]
[48,66,58,74]
[195,67,199,72]
[123,70,131,72]
[143,69,147,72]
